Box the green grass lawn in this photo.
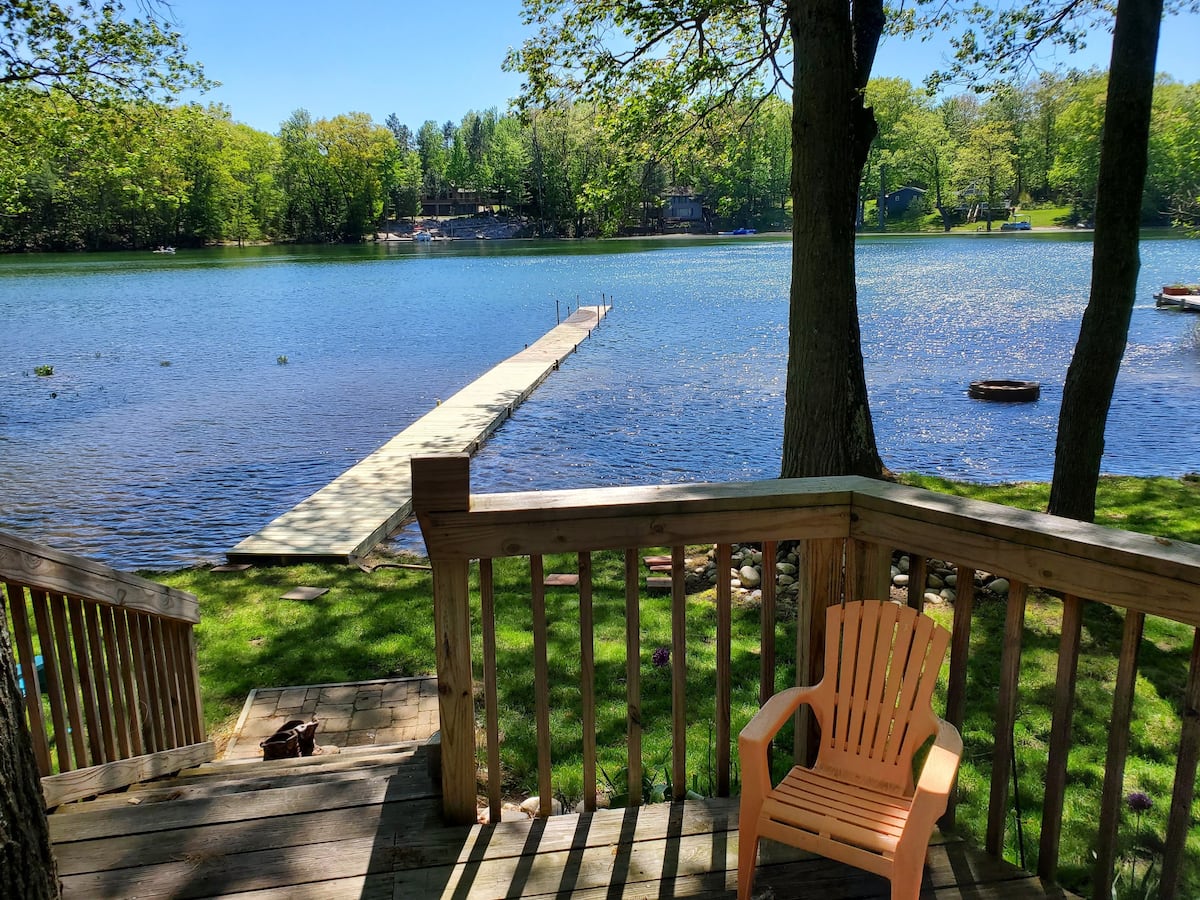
[153,473,1200,895]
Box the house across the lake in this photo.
[884,185,926,218]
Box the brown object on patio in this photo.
[738,600,962,900]
[260,719,319,760]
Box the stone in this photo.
[776,562,797,576]
[738,565,761,588]
[519,796,563,817]
[927,574,944,590]
[945,574,958,587]
[924,592,942,605]
[893,573,909,587]
[940,588,956,602]
[989,577,1011,596]
[776,574,795,586]
[891,566,900,578]
[897,556,910,573]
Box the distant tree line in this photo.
[1,68,1197,251]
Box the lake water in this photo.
[1,233,1197,570]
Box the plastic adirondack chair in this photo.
[738,600,962,900]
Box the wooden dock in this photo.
[228,305,609,564]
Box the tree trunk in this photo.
[781,0,884,479]
[1048,0,1162,521]
[0,614,60,899]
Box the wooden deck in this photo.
[228,305,609,564]
[50,742,1079,899]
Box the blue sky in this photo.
[175,1,1200,134]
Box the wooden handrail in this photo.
[1,531,212,807]
[413,454,1200,898]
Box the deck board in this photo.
[228,305,609,563]
[51,743,1079,900]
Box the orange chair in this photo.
[738,600,962,900]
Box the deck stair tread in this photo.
[229,306,608,563]
[55,755,422,813]
[178,742,422,781]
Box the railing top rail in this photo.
[413,454,1200,623]
[0,530,199,624]
[414,454,862,558]
[851,480,1200,586]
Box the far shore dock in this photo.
[228,305,610,564]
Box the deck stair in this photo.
[48,742,1077,898]
[643,553,676,589]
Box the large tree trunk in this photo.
[781,0,884,478]
[1048,0,1162,521]
[0,615,60,899]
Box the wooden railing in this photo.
[1,531,213,807]
[413,454,1200,899]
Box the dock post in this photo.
[412,454,475,825]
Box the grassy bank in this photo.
[154,473,1200,893]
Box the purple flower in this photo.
[1126,791,1153,814]
[652,646,670,668]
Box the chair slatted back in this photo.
[816,601,950,795]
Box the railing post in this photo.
[412,454,476,826]
[796,538,844,766]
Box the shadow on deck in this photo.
[49,742,1077,899]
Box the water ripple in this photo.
[1,235,1197,569]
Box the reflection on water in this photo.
[1,234,1197,570]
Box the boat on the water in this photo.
[152,246,176,254]
[1154,284,1200,311]
[413,230,432,242]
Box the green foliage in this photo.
[4,11,1200,247]
[33,364,52,377]
[0,1,211,103]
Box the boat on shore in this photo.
[1154,284,1200,311]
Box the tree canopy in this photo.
[0,1,209,102]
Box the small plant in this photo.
[599,761,671,807]
[34,364,53,377]
[553,771,583,813]
[276,355,289,365]
[159,360,172,367]
[1111,791,1161,900]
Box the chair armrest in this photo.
[738,685,821,804]
[903,718,963,841]
[738,684,821,753]
[916,718,963,797]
